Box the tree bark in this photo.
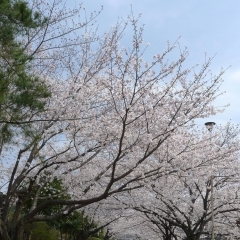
[0,220,10,240]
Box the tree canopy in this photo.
[0,0,240,240]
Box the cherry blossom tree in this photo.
[0,0,231,239]
[107,123,240,240]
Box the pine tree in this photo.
[0,0,50,145]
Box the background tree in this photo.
[50,210,109,240]
[21,178,114,240]
[23,221,58,240]
[107,123,240,239]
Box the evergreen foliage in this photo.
[0,0,50,145]
[22,179,112,240]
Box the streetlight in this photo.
[205,121,215,240]
[205,122,215,132]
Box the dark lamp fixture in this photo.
[205,122,216,132]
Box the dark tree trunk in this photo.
[0,220,10,240]
[7,222,25,240]
[76,231,89,240]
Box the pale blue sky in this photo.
[78,0,240,125]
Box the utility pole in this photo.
[205,122,216,240]
[210,175,215,240]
